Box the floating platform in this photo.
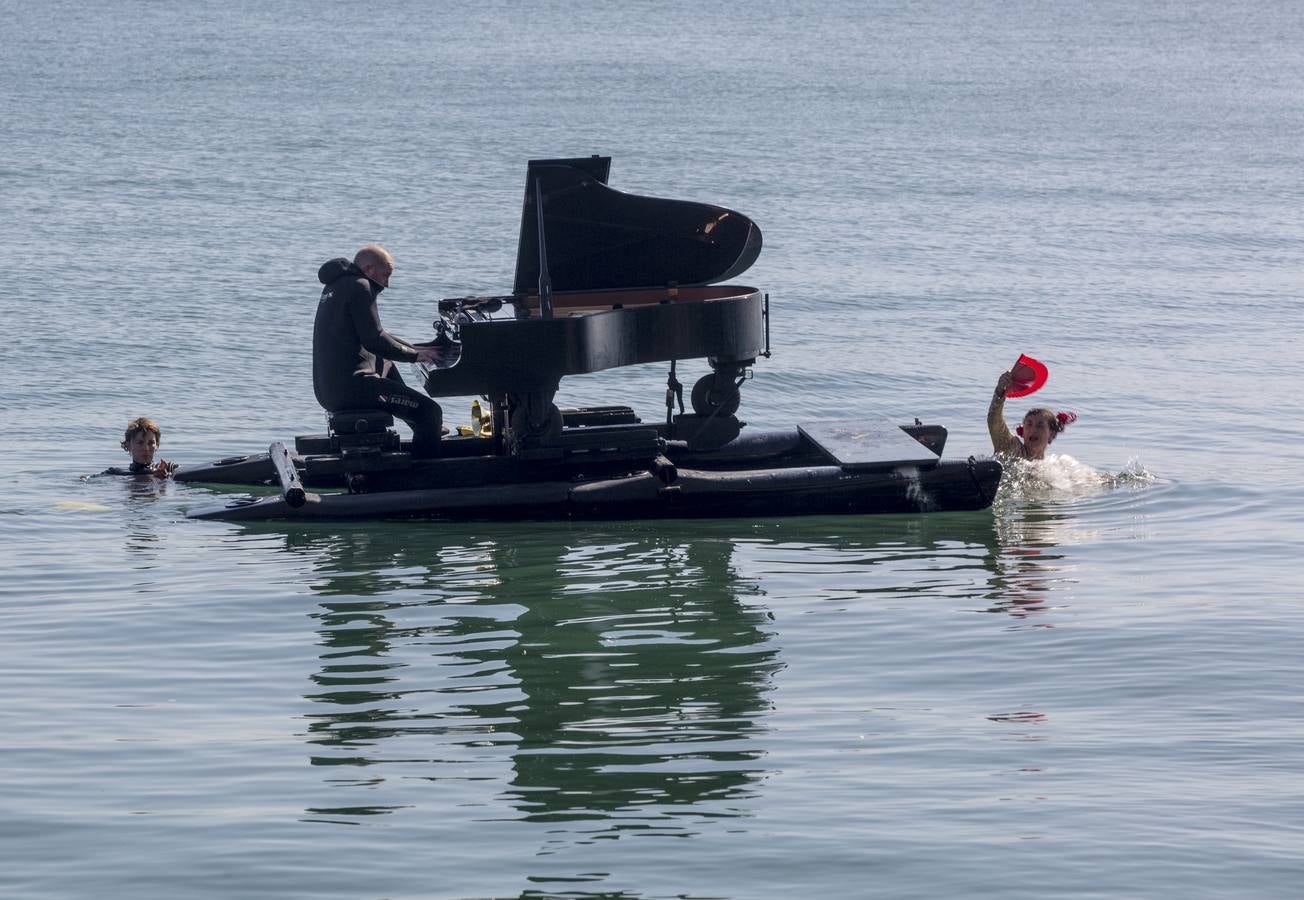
[179,412,1001,523]
[181,157,1002,524]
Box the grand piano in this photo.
[419,155,768,451]
[183,156,1003,521]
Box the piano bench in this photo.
[327,409,396,436]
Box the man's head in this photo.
[355,244,394,289]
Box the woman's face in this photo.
[1020,412,1054,457]
[127,430,159,466]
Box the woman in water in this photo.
[105,416,177,477]
[988,370,1076,461]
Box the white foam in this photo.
[995,454,1155,502]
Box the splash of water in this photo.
[1106,457,1157,488]
[995,454,1155,502]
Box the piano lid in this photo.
[513,156,763,295]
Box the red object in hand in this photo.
[1006,354,1048,398]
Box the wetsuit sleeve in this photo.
[987,393,1021,456]
[348,294,419,363]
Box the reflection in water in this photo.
[727,508,1078,623]
[261,523,780,840]
[978,454,1153,620]
[242,484,1133,878]
[501,536,775,828]
[985,504,1074,621]
[113,476,174,559]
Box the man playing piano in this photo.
[313,245,445,458]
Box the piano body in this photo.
[419,155,767,450]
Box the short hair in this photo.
[122,416,162,450]
[354,244,393,270]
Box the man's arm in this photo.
[349,294,419,363]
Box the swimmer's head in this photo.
[122,416,162,466]
[1016,408,1076,455]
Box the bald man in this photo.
[313,245,444,458]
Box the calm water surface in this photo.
[3,1,1303,897]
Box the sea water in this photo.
[3,1,1303,897]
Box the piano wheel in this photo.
[509,402,563,443]
[690,374,742,418]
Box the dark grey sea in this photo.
[3,1,1303,897]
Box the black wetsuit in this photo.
[312,258,443,457]
[101,462,153,476]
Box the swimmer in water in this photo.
[988,370,1076,461]
[105,416,178,477]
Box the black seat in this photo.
[327,409,395,435]
[293,409,401,456]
